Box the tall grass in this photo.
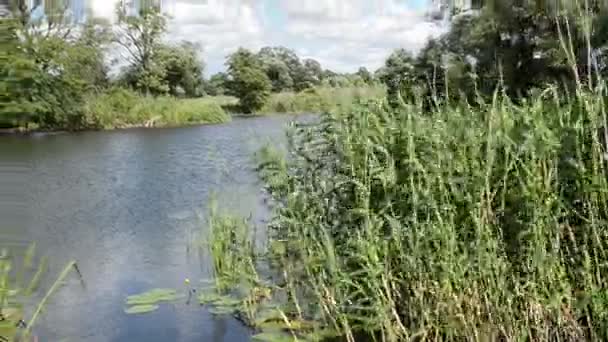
[206,85,608,341]
[1,243,80,341]
[84,88,231,129]
[259,86,385,114]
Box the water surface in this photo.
[0,115,300,342]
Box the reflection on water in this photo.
[0,115,302,342]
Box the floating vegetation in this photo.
[126,288,180,306]
[123,288,185,315]
[124,304,159,314]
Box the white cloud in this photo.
[91,0,443,75]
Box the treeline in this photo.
[0,2,378,130]
[1,3,211,130]
[214,47,377,113]
[377,0,608,108]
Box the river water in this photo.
[0,115,300,342]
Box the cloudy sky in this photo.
[91,0,445,75]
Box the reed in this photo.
[207,84,608,341]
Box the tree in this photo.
[1,1,111,129]
[356,67,373,84]
[205,72,230,96]
[294,58,322,91]
[157,42,205,97]
[258,46,304,92]
[115,3,168,95]
[226,48,271,113]
[378,49,417,107]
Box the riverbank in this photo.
[203,89,608,341]
[2,86,384,134]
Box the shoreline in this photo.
[0,112,309,136]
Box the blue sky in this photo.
[92,0,445,75]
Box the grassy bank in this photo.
[84,89,231,129]
[258,86,385,114]
[204,87,608,341]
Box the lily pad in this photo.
[125,304,159,314]
[126,289,179,305]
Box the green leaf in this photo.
[126,288,179,305]
[125,304,159,314]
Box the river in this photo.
[0,115,301,342]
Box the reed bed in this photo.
[205,85,608,341]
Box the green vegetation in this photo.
[1,1,380,131]
[377,0,608,109]
[1,243,81,341]
[226,49,273,113]
[84,89,230,129]
[207,86,608,341]
[259,87,385,114]
[200,2,608,341]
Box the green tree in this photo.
[1,1,111,129]
[294,58,322,91]
[157,42,205,97]
[258,46,303,92]
[226,48,271,113]
[205,72,230,96]
[115,3,168,95]
[378,49,416,107]
[356,67,373,84]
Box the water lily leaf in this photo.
[126,289,179,305]
[125,304,159,314]
[252,331,296,342]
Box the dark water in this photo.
[0,115,300,342]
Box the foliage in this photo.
[380,0,608,107]
[156,42,205,97]
[226,48,272,113]
[259,86,385,114]
[84,88,230,129]
[0,243,81,341]
[210,83,608,341]
[114,3,169,95]
[1,3,111,130]
[205,72,231,96]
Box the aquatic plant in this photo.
[206,81,608,341]
[123,288,185,315]
[0,244,81,342]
